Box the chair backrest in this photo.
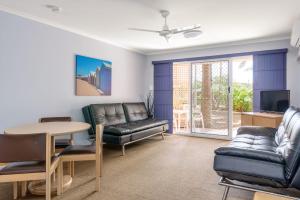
[0,133,46,163]
[40,117,71,123]
[274,107,300,184]
[283,113,300,180]
[123,102,148,122]
[275,107,298,146]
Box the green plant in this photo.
[233,84,253,112]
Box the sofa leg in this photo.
[161,132,165,140]
[122,145,125,156]
[222,186,230,200]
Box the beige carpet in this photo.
[0,135,253,200]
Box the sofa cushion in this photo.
[275,106,298,146]
[127,119,168,133]
[104,126,132,136]
[279,112,300,181]
[104,119,168,136]
[215,126,284,164]
[123,102,148,122]
[215,147,284,164]
[214,155,287,187]
[90,104,127,126]
[230,126,278,152]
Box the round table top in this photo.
[4,121,91,136]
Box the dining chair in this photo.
[0,133,59,200]
[57,124,103,194]
[40,117,75,176]
[39,117,73,151]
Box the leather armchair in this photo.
[214,107,300,199]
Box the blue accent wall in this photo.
[253,52,287,111]
[153,62,173,133]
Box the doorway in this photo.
[172,56,253,139]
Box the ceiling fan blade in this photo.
[128,28,160,33]
[171,25,201,34]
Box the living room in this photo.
[0,1,300,200]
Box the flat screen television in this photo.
[260,90,290,113]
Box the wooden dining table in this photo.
[4,121,91,196]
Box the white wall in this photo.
[0,11,146,142]
[145,39,300,107]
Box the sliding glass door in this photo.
[191,60,232,139]
[172,56,253,139]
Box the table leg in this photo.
[28,135,73,196]
[178,113,181,131]
[13,182,18,200]
[21,181,27,197]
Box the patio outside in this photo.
[173,56,253,137]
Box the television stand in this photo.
[241,112,283,128]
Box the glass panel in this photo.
[191,61,229,136]
[232,56,253,137]
[173,62,191,133]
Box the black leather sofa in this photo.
[82,102,168,155]
[214,107,300,199]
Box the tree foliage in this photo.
[233,84,253,112]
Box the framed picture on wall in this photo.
[75,55,112,96]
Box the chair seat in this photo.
[55,139,72,149]
[0,156,58,175]
[59,145,95,155]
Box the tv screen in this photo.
[260,90,290,113]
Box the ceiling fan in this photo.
[129,10,202,42]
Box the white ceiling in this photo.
[0,0,299,55]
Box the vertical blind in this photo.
[253,50,287,112]
[153,62,173,133]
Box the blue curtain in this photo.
[153,62,173,133]
[253,50,287,111]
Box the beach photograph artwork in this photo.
[76,55,112,96]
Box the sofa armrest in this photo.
[215,147,284,164]
[82,106,95,137]
[237,126,278,137]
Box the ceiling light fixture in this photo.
[45,4,62,13]
[128,10,202,42]
[183,30,202,38]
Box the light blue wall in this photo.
[0,11,147,143]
